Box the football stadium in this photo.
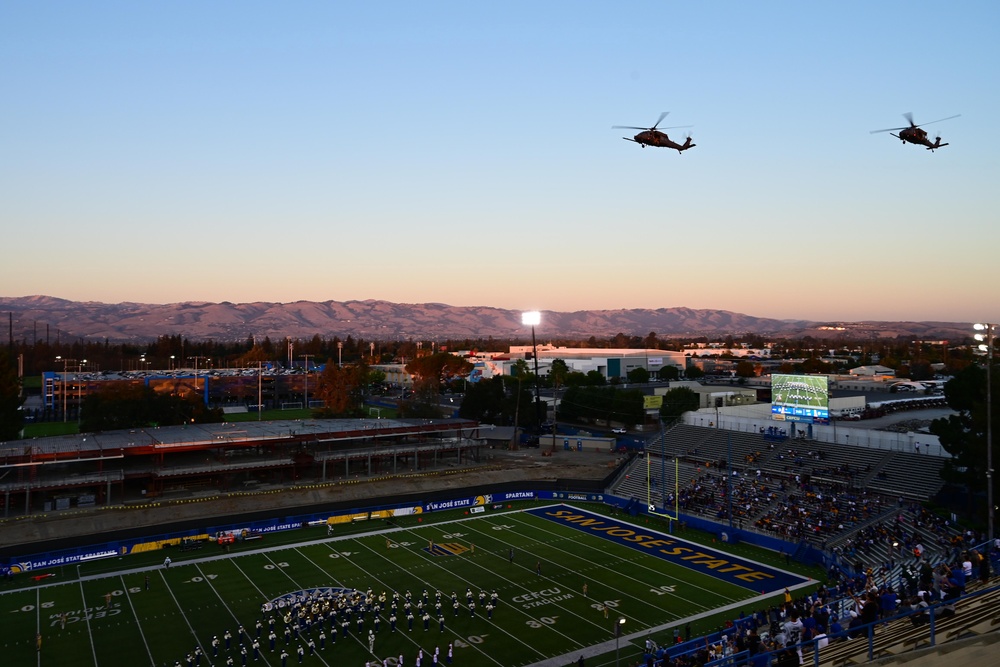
[2,417,998,667]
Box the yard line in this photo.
[501,511,748,604]
[255,552,340,667]
[454,517,688,625]
[393,523,613,639]
[358,534,569,659]
[76,580,99,667]
[310,541,509,667]
[35,588,41,667]
[194,563,276,667]
[119,575,155,667]
[157,567,208,658]
[295,540,438,660]
[228,556,280,605]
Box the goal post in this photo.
[646,451,680,521]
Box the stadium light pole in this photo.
[77,359,87,425]
[615,616,626,667]
[974,323,995,546]
[522,311,542,431]
[55,356,76,422]
[258,361,263,421]
[188,356,208,405]
[338,341,344,368]
[301,354,314,410]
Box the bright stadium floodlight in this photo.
[522,311,543,432]
[973,322,995,546]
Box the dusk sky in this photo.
[2,1,997,324]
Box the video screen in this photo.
[770,374,829,424]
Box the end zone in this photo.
[527,504,812,592]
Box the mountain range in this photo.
[0,295,972,343]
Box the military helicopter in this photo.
[870,113,960,151]
[613,111,695,152]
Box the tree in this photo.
[929,362,999,525]
[80,383,222,431]
[685,364,705,380]
[0,350,24,439]
[627,367,650,384]
[549,359,570,391]
[458,377,506,423]
[314,362,367,416]
[660,387,700,426]
[405,353,474,394]
[735,360,756,378]
[658,365,680,382]
[458,377,532,427]
[557,386,643,428]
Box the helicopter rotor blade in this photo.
[913,114,960,128]
[870,126,908,134]
[650,111,670,130]
[612,122,693,131]
[903,112,915,127]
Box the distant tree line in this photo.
[2,328,985,380]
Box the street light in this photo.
[522,311,543,431]
[337,342,344,368]
[615,616,627,667]
[974,322,995,545]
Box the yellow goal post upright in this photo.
[645,445,679,522]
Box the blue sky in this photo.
[2,1,997,324]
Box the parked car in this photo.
[612,427,627,434]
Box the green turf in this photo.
[21,421,81,438]
[21,404,397,438]
[2,504,819,667]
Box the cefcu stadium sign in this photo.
[529,506,808,591]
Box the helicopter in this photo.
[870,113,960,151]
[613,111,695,152]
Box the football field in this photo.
[2,504,811,667]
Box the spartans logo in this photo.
[474,495,493,506]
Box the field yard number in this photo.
[441,532,465,539]
[526,616,559,628]
[264,562,290,569]
[453,634,487,647]
[590,600,621,611]
[186,574,219,583]
[491,524,514,531]
[649,585,676,595]
[328,552,354,559]
[13,601,55,613]
[388,541,413,548]
[48,609,121,626]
